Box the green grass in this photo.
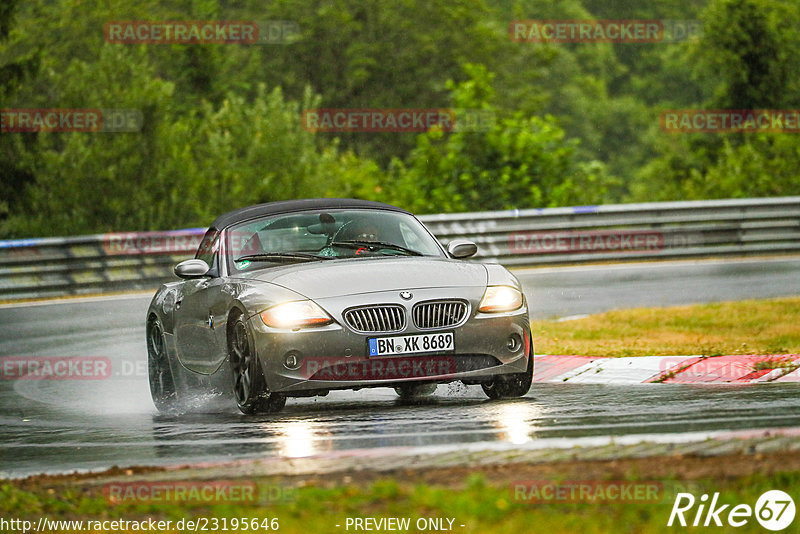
[532,297,800,357]
[2,470,798,533]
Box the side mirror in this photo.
[174,259,210,279]
[447,239,478,259]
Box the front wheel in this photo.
[481,350,533,399]
[147,316,179,413]
[229,316,286,414]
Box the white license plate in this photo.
[368,332,454,356]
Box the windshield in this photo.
[226,209,444,271]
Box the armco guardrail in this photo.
[0,229,205,300]
[1,197,798,300]
[422,196,800,266]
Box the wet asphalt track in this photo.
[2,256,799,477]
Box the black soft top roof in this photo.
[210,198,411,229]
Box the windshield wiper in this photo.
[328,240,423,256]
[235,252,331,264]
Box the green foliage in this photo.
[391,65,615,213]
[4,45,177,236]
[3,75,384,235]
[216,0,514,164]
[693,0,800,109]
[686,135,800,199]
[0,0,33,222]
[1,0,799,237]
[628,0,800,202]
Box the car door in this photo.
[174,230,228,374]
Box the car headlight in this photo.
[260,300,333,328]
[478,286,523,313]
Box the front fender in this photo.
[484,263,523,290]
[231,279,315,321]
[147,282,183,333]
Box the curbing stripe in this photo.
[556,355,673,384]
[528,355,597,382]
[775,366,800,381]
[533,354,800,384]
[664,354,799,384]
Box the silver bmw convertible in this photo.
[146,199,533,413]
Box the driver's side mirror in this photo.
[447,239,478,259]
[174,259,210,279]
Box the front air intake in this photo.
[344,305,406,333]
[412,300,468,330]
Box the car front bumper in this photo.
[248,288,531,394]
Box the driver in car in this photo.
[319,218,381,257]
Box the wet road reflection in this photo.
[3,380,800,477]
[2,257,799,477]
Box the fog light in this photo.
[507,334,522,352]
[283,352,301,370]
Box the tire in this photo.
[394,382,438,399]
[481,349,533,399]
[147,316,179,413]
[228,315,286,414]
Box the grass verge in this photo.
[532,296,800,357]
[2,452,799,533]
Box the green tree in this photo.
[0,0,37,222]
[630,0,800,202]
[391,65,615,213]
[695,0,800,109]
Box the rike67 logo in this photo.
[668,490,795,530]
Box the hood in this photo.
[235,257,487,300]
